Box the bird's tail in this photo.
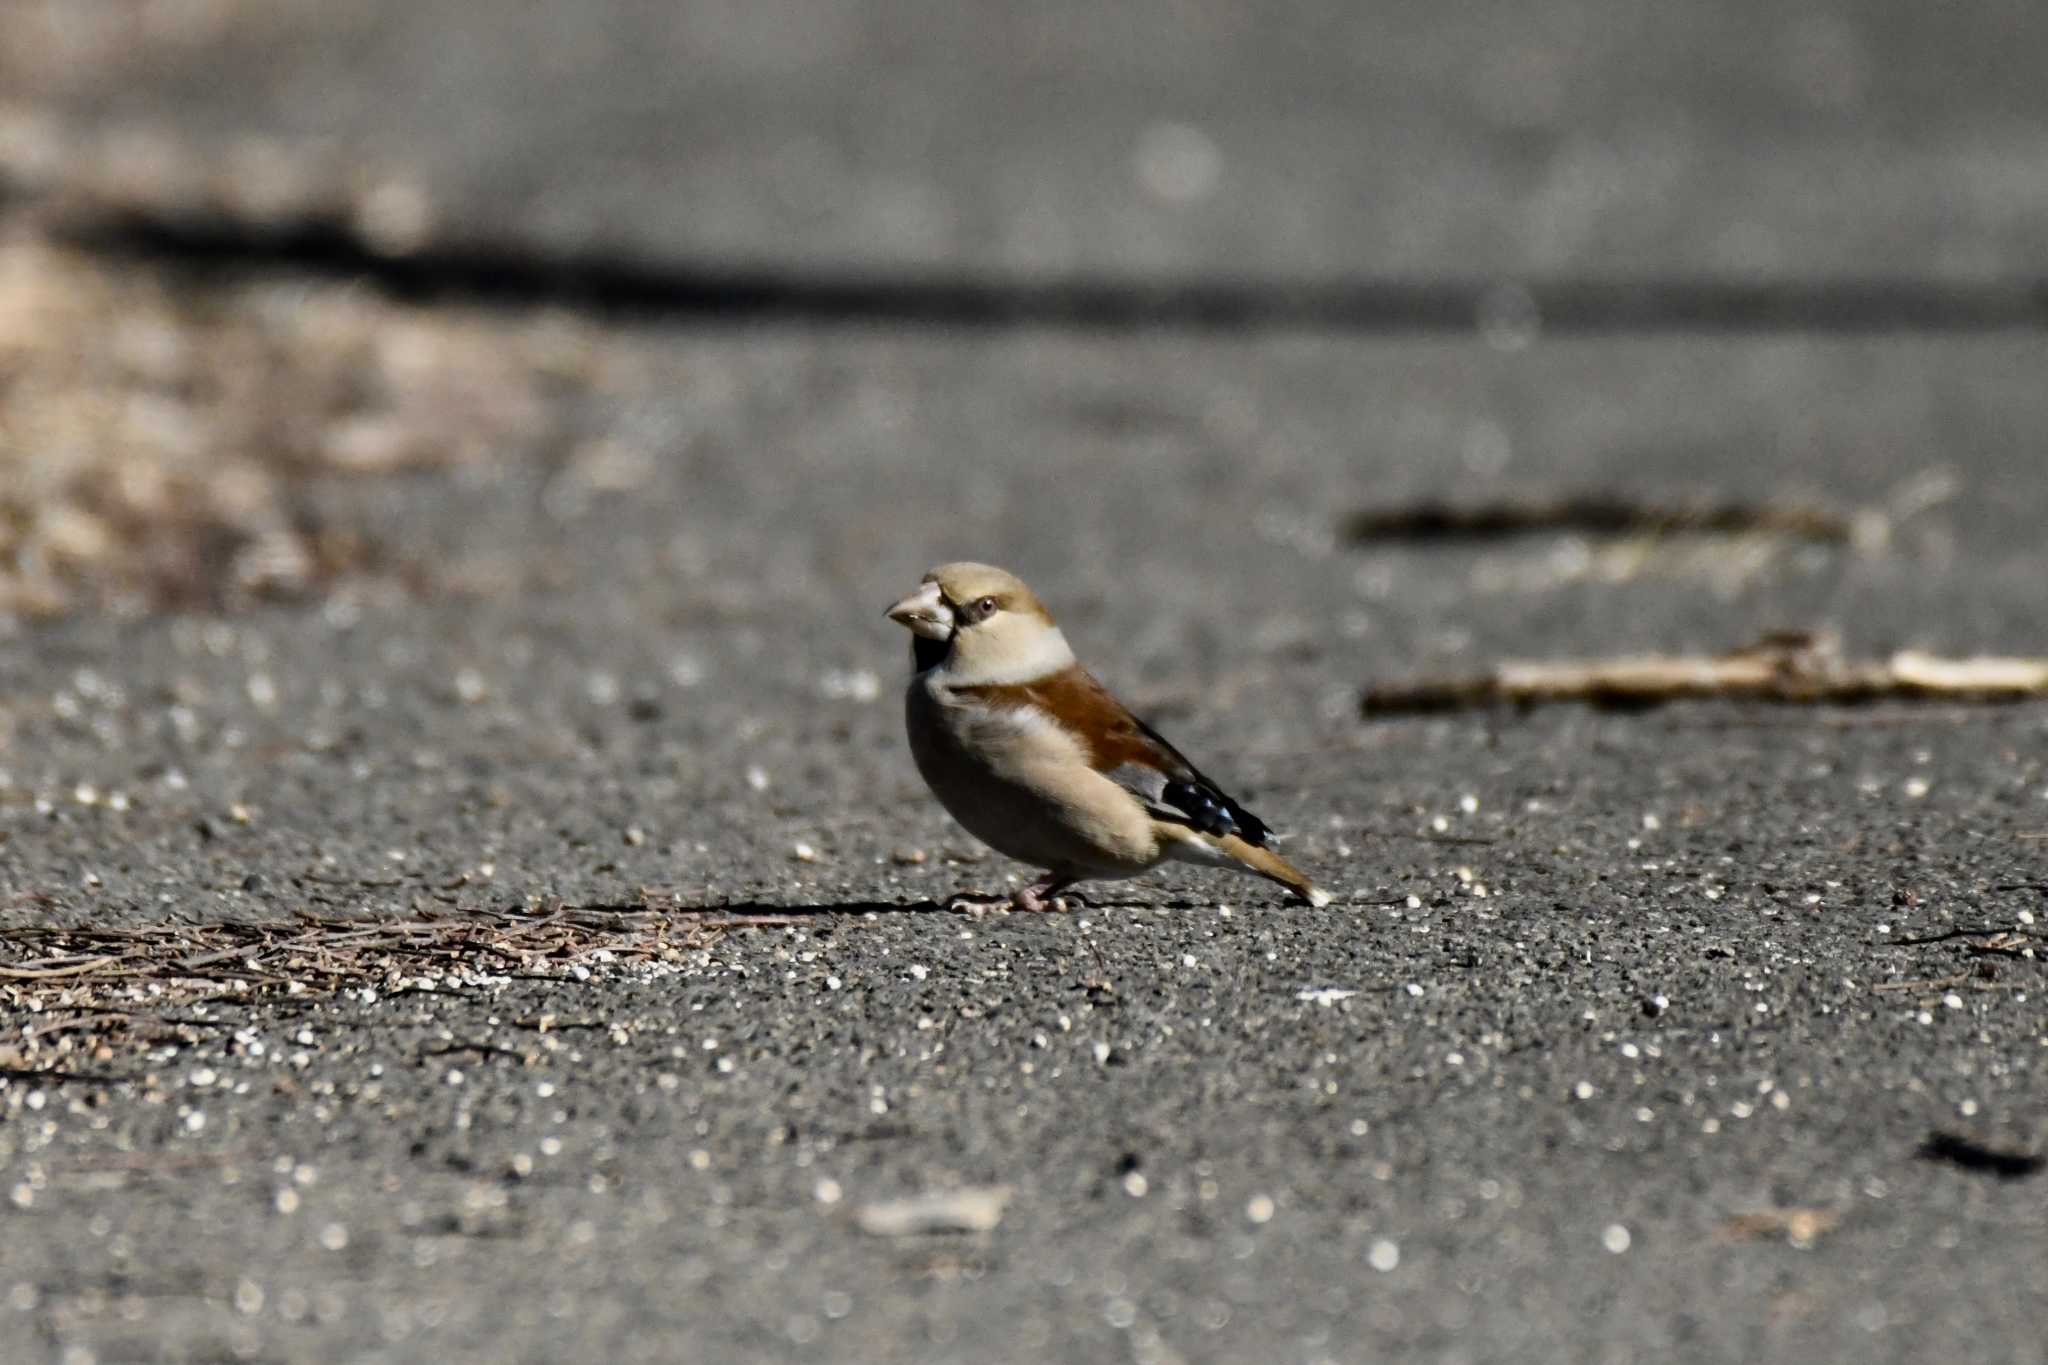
[1212,833,1332,907]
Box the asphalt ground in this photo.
[4,4,2048,1363]
[5,325,2047,1364]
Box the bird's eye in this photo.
[973,596,999,619]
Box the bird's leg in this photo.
[1010,873,1079,913]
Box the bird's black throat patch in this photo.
[912,634,952,673]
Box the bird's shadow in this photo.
[642,894,1282,919]
[687,899,955,919]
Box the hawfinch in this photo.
[886,562,1331,911]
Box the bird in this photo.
[885,561,1331,911]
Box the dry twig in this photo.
[1344,493,1855,544]
[1362,631,2048,715]
[1716,1207,1842,1248]
[1918,1132,2045,1179]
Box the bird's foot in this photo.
[1010,876,1078,913]
[948,877,1077,914]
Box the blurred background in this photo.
[3,0,2043,630]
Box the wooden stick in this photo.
[1363,632,2048,715]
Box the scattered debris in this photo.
[1872,974,1971,994]
[421,1040,533,1065]
[1962,932,2036,960]
[0,902,788,1073]
[853,1186,1012,1237]
[1343,493,1857,545]
[1716,1207,1841,1248]
[1362,631,2048,715]
[1886,927,2006,948]
[1917,1131,2044,1180]
[1295,988,1358,1006]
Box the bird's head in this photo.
[885,562,1072,682]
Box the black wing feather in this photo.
[1128,714,1273,845]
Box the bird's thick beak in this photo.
[885,581,954,640]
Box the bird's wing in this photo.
[959,666,1273,844]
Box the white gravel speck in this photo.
[1603,1224,1632,1253]
[1296,987,1356,1006]
[1245,1195,1275,1224]
[818,668,881,702]
[1368,1238,1399,1271]
[855,1185,1010,1236]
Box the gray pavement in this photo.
[4,6,2048,1364]
[24,0,2048,281]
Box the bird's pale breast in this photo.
[905,675,1159,876]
